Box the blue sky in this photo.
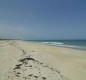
[0,0,86,40]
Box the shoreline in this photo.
[0,40,86,80]
[25,40,86,51]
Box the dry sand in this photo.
[0,40,86,80]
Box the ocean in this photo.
[27,40,86,50]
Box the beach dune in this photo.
[0,40,86,80]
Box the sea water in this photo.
[27,40,86,50]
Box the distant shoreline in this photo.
[25,40,86,51]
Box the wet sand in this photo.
[0,40,86,80]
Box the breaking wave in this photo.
[42,42,64,45]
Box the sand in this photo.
[0,40,86,80]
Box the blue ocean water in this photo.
[28,40,86,50]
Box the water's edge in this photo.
[26,40,86,51]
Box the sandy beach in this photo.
[0,40,86,80]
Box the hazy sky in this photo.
[0,0,86,40]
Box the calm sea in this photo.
[27,40,86,50]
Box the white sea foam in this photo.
[58,44,86,50]
[41,41,86,50]
[42,42,64,45]
[57,44,78,48]
[41,42,80,49]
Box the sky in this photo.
[0,0,86,40]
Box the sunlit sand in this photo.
[0,40,86,80]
